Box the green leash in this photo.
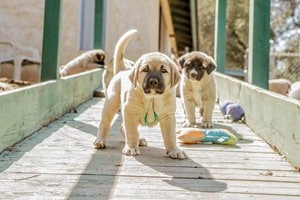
[144,98,159,125]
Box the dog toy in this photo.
[220,100,245,121]
[176,128,238,145]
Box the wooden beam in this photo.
[190,0,198,51]
[94,0,104,49]
[214,0,227,73]
[248,0,270,89]
[160,0,178,57]
[41,0,62,81]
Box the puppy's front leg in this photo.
[122,113,141,156]
[182,97,196,127]
[160,115,187,159]
[201,99,215,128]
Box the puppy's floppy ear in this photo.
[168,57,181,88]
[129,60,140,88]
[205,57,217,74]
[178,54,188,68]
[96,53,105,61]
[95,52,106,66]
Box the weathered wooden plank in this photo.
[215,72,300,169]
[111,176,300,195]
[0,174,116,200]
[1,97,299,199]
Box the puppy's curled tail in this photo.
[113,29,138,75]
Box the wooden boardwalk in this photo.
[0,97,300,199]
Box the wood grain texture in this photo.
[215,72,300,169]
[0,97,299,199]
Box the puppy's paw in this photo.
[167,149,188,160]
[139,138,148,146]
[201,121,213,128]
[94,138,106,149]
[182,121,196,128]
[122,146,141,156]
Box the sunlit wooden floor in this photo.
[0,97,299,199]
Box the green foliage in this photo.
[198,0,249,69]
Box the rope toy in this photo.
[144,98,159,125]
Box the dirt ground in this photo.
[0,77,32,92]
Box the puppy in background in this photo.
[289,81,300,100]
[59,49,106,77]
[94,51,187,159]
[268,79,291,96]
[177,51,217,128]
[101,29,137,96]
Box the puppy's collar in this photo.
[144,98,159,125]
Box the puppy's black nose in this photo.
[149,78,158,86]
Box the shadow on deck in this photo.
[0,97,300,199]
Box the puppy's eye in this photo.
[160,65,168,73]
[142,67,149,72]
[185,63,192,68]
[161,68,168,73]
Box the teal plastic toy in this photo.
[176,128,238,145]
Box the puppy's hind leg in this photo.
[94,97,120,149]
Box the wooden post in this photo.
[41,0,62,81]
[214,0,227,73]
[248,0,270,89]
[190,0,198,51]
[94,0,104,49]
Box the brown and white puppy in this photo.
[269,79,291,96]
[101,29,137,96]
[59,49,106,77]
[94,52,187,159]
[178,51,217,128]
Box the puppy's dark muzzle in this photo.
[143,72,165,94]
[96,60,105,68]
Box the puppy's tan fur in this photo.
[59,49,106,77]
[178,51,216,128]
[94,52,187,159]
[269,79,291,96]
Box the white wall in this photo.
[104,0,160,61]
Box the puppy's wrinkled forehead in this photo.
[140,54,170,70]
[184,53,211,68]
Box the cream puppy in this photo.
[59,49,106,76]
[94,52,187,159]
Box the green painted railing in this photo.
[40,0,104,81]
[214,0,270,89]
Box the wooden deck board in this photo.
[0,97,299,199]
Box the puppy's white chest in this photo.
[191,81,203,106]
